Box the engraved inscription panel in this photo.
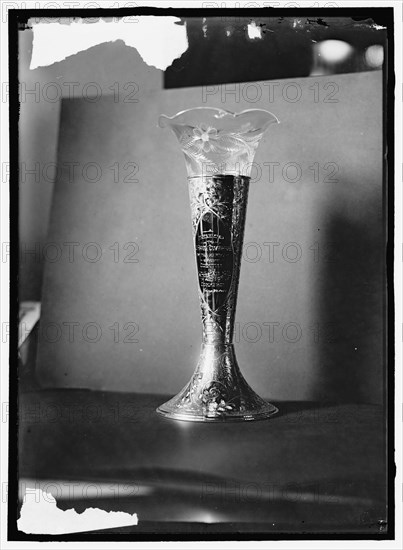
[195,211,234,312]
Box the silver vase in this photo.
[157,107,279,422]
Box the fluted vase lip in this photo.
[159,107,280,131]
[159,106,279,178]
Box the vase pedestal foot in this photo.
[156,344,278,423]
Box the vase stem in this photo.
[190,174,249,346]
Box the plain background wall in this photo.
[18,28,384,404]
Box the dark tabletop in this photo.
[18,390,387,535]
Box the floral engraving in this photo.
[201,382,234,416]
[192,125,218,153]
[179,124,262,168]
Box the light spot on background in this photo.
[317,39,353,64]
[365,45,384,68]
[247,21,262,40]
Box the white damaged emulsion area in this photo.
[30,17,188,71]
[18,488,138,534]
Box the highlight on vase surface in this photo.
[157,108,279,422]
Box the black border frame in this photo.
[8,6,395,542]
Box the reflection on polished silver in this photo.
[157,108,279,422]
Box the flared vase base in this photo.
[156,399,278,423]
[156,344,278,422]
